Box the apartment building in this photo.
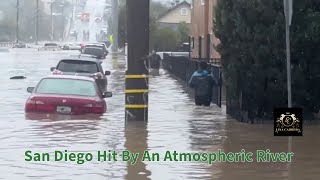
[190,0,220,60]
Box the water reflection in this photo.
[25,112,103,121]
[25,114,102,142]
[216,120,320,180]
[1,49,320,179]
[124,122,151,180]
[188,107,227,152]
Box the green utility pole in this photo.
[125,0,150,122]
[61,4,65,41]
[51,2,53,41]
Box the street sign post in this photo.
[284,0,292,107]
[284,0,293,26]
[284,1,293,179]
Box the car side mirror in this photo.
[102,91,112,98]
[27,87,35,93]
[105,71,111,75]
[50,67,55,72]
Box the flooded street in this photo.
[0,49,320,180]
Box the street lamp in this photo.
[47,0,55,41]
[60,2,65,42]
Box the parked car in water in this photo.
[13,42,27,48]
[38,43,61,51]
[99,40,111,48]
[84,43,108,57]
[95,17,102,23]
[63,43,81,50]
[82,47,106,59]
[25,75,112,115]
[50,55,111,92]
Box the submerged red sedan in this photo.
[25,75,112,115]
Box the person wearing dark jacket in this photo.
[148,50,161,75]
[188,61,215,106]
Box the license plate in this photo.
[56,106,71,113]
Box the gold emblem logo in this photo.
[275,112,301,133]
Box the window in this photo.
[57,60,99,73]
[191,0,193,8]
[192,37,194,49]
[181,8,188,16]
[201,0,205,5]
[36,78,97,97]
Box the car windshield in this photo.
[86,45,103,50]
[36,78,97,96]
[57,60,99,73]
[83,48,104,56]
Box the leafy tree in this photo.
[151,27,180,51]
[114,1,189,51]
[214,0,320,120]
[177,22,189,43]
[0,0,71,42]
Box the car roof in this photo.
[86,43,104,47]
[45,43,58,45]
[44,75,95,81]
[60,55,100,62]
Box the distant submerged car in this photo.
[95,17,102,23]
[82,47,105,59]
[38,43,61,51]
[63,43,81,50]
[13,42,27,48]
[25,75,112,115]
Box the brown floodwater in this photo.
[0,48,319,180]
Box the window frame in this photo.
[180,8,188,16]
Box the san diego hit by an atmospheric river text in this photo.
[25,149,294,165]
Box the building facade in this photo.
[190,0,220,60]
[157,1,191,31]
